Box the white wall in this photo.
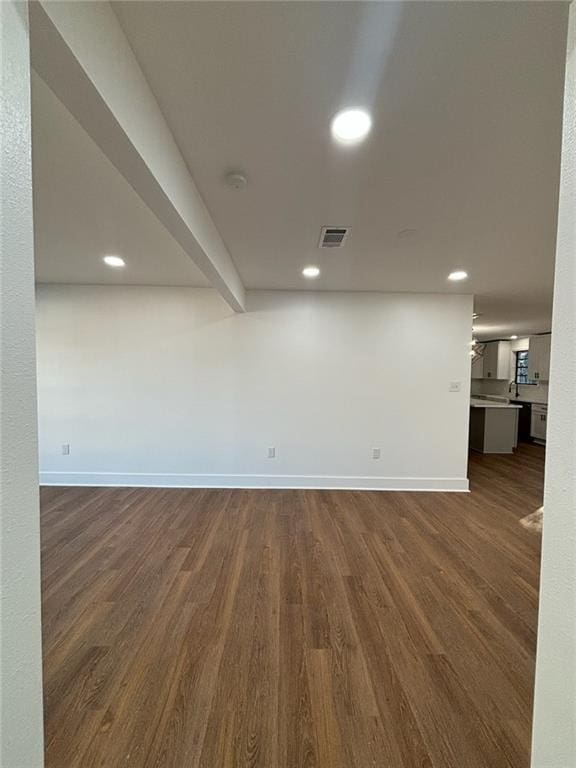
[36,286,472,491]
[531,3,576,765]
[0,2,45,766]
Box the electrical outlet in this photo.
[61,443,70,456]
[267,446,276,459]
[449,381,462,392]
[372,447,381,459]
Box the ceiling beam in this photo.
[29,1,245,312]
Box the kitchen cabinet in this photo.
[469,399,520,453]
[479,341,511,380]
[471,353,485,380]
[531,403,548,443]
[528,335,551,381]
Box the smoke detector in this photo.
[318,226,350,248]
[224,171,247,190]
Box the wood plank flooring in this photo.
[41,444,544,768]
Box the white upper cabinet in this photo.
[528,335,551,381]
[474,340,511,380]
[471,353,484,379]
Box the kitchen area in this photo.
[469,334,550,454]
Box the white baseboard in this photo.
[39,471,469,492]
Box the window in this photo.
[515,350,535,385]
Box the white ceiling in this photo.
[33,2,568,339]
[32,73,209,288]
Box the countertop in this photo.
[470,397,522,409]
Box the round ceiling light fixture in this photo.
[224,171,248,190]
[302,265,321,279]
[103,255,125,268]
[510,335,518,340]
[448,270,468,282]
[331,109,372,145]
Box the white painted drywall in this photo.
[36,286,472,490]
[531,4,576,766]
[0,2,45,766]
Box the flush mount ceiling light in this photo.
[302,265,321,279]
[448,270,468,282]
[510,335,518,340]
[103,255,125,268]
[331,109,372,145]
[224,171,247,190]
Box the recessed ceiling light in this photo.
[448,270,468,282]
[302,265,320,279]
[331,109,372,144]
[103,255,125,268]
[510,335,518,340]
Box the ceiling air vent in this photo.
[319,226,350,248]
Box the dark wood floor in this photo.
[41,444,545,768]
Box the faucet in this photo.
[509,379,520,399]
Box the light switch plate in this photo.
[449,382,462,392]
